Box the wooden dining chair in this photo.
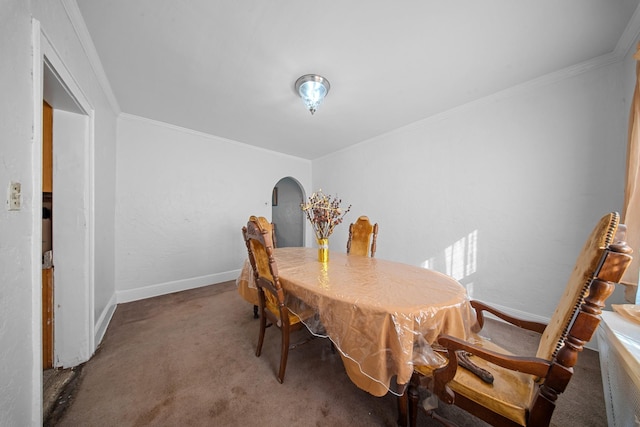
[399,212,633,427]
[347,215,379,257]
[250,222,278,319]
[242,216,311,383]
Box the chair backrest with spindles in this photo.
[536,212,624,361]
[242,216,284,309]
[347,216,379,257]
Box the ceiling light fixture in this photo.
[295,74,330,115]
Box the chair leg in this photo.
[277,325,290,384]
[402,375,458,427]
[255,308,266,357]
[253,304,259,319]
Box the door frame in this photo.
[33,20,96,370]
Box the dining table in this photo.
[236,247,476,397]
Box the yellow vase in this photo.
[317,238,329,263]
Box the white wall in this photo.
[0,2,41,425]
[115,115,311,302]
[313,60,629,321]
[0,0,118,423]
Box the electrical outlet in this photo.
[8,182,21,211]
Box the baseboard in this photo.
[94,292,117,349]
[116,270,241,304]
[480,301,549,324]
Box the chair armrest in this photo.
[432,334,551,405]
[471,300,547,334]
[438,334,550,377]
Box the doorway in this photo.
[40,31,95,369]
[271,177,305,247]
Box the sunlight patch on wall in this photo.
[466,282,475,299]
[445,229,477,280]
[421,230,478,283]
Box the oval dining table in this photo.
[236,247,475,398]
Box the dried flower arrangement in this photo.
[300,189,351,240]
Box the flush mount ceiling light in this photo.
[295,74,330,115]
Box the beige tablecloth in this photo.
[237,247,474,396]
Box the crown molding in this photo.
[61,0,121,114]
[615,2,640,58]
[119,113,310,162]
[360,49,623,150]
[59,0,640,155]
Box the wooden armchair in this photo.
[401,212,633,427]
[347,215,379,257]
[242,216,309,383]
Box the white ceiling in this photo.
[76,0,640,160]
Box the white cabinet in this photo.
[597,311,640,427]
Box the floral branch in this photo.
[300,189,351,240]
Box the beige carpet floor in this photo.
[50,280,607,426]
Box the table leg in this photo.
[397,391,408,427]
[408,381,419,427]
